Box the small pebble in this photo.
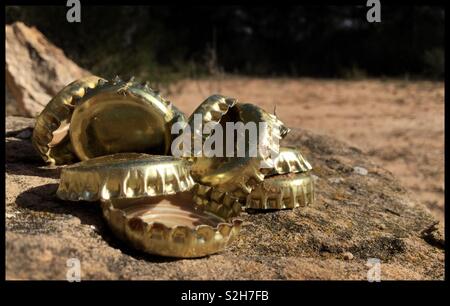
[343,252,354,260]
[312,174,320,182]
[353,166,368,176]
[328,177,344,184]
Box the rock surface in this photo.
[5,22,89,117]
[5,116,444,280]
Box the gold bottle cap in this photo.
[263,146,313,176]
[235,103,291,168]
[101,192,242,258]
[187,95,289,194]
[241,172,315,210]
[192,184,242,220]
[32,76,106,165]
[69,77,185,161]
[56,153,194,201]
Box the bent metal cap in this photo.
[186,95,290,195]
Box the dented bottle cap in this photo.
[241,172,315,210]
[263,146,313,177]
[69,77,186,161]
[32,76,106,165]
[187,95,289,194]
[101,191,242,258]
[56,153,194,201]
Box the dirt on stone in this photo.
[5,116,444,280]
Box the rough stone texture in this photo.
[5,116,444,280]
[5,22,89,117]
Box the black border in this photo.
[1,0,448,303]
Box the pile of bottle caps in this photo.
[32,76,314,258]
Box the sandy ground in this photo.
[167,78,444,223]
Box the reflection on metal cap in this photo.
[192,184,242,220]
[263,146,312,177]
[101,192,242,258]
[32,76,106,165]
[57,153,195,201]
[69,77,186,161]
[242,172,315,210]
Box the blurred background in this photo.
[6,5,445,82]
[5,5,445,222]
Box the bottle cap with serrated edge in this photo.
[32,76,106,165]
[69,77,186,161]
[262,146,313,177]
[238,172,315,210]
[101,191,242,258]
[192,184,242,220]
[56,153,195,201]
[187,96,289,194]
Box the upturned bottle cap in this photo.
[101,192,242,258]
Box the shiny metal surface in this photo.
[263,146,313,176]
[241,172,315,210]
[32,75,106,165]
[57,153,195,201]
[187,96,289,194]
[69,77,184,160]
[102,192,242,258]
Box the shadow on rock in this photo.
[15,183,180,263]
[5,138,61,179]
[5,127,33,138]
[245,208,287,215]
[6,162,61,179]
[5,138,41,163]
